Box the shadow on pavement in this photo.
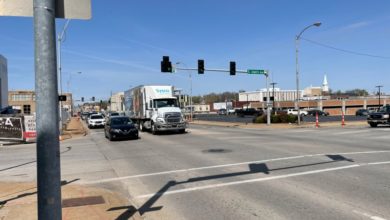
[110,154,353,219]
[0,146,72,172]
[0,178,79,206]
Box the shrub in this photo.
[253,113,298,123]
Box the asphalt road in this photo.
[194,114,367,123]
[1,124,390,219]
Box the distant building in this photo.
[303,86,322,98]
[109,92,124,112]
[322,74,329,92]
[0,55,9,108]
[239,88,302,102]
[8,90,35,115]
[8,90,72,115]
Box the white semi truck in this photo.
[124,85,186,134]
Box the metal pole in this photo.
[190,71,193,121]
[266,73,271,125]
[270,82,277,114]
[376,85,383,109]
[295,37,301,125]
[33,0,62,219]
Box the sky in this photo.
[1,0,390,102]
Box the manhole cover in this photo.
[202,149,232,153]
[62,196,105,208]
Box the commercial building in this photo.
[9,90,72,115]
[239,88,302,102]
[8,90,35,115]
[0,55,9,108]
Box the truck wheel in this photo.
[139,122,146,132]
[369,123,378,128]
[151,123,158,135]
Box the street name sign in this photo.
[0,0,91,19]
[247,69,268,75]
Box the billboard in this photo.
[0,117,23,140]
[23,115,36,142]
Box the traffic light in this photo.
[92,96,95,101]
[230,61,236,75]
[161,56,172,72]
[198,59,204,74]
[81,97,84,102]
[58,95,67,101]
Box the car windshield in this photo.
[90,115,103,119]
[111,117,132,125]
[153,99,178,108]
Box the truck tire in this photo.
[139,121,146,132]
[369,122,378,128]
[151,123,158,135]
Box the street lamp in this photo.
[376,85,383,109]
[66,71,82,93]
[176,62,193,121]
[270,82,277,114]
[296,22,321,125]
[57,19,71,131]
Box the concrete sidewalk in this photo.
[61,117,87,141]
[0,181,142,220]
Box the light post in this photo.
[66,71,82,93]
[176,62,193,121]
[270,82,277,113]
[57,19,71,131]
[296,22,321,125]
[376,85,383,109]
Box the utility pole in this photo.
[376,85,383,109]
[270,82,277,111]
[33,0,62,219]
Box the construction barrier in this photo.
[315,112,319,128]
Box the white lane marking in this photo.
[81,150,390,184]
[136,161,390,199]
[136,164,360,199]
[333,129,374,136]
[353,210,387,220]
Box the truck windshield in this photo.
[154,99,178,108]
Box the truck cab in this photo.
[149,98,186,134]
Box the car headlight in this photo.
[111,129,121,133]
[383,114,389,119]
[157,117,165,123]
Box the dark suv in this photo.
[307,109,329,116]
[367,105,390,127]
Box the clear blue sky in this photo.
[1,0,390,101]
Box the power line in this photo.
[301,37,390,59]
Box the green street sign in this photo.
[247,69,267,75]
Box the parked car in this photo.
[227,108,236,114]
[104,116,139,141]
[87,114,105,128]
[307,109,329,116]
[235,108,263,117]
[355,109,369,116]
[81,112,90,120]
[217,108,227,115]
[287,109,308,116]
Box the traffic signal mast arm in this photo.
[175,67,251,74]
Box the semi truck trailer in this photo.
[124,85,186,134]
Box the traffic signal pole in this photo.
[174,66,271,125]
[33,0,62,219]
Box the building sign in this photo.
[23,115,36,142]
[0,117,23,140]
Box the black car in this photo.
[104,116,138,141]
[307,109,329,116]
[235,108,263,117]
[355,109,369,116]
